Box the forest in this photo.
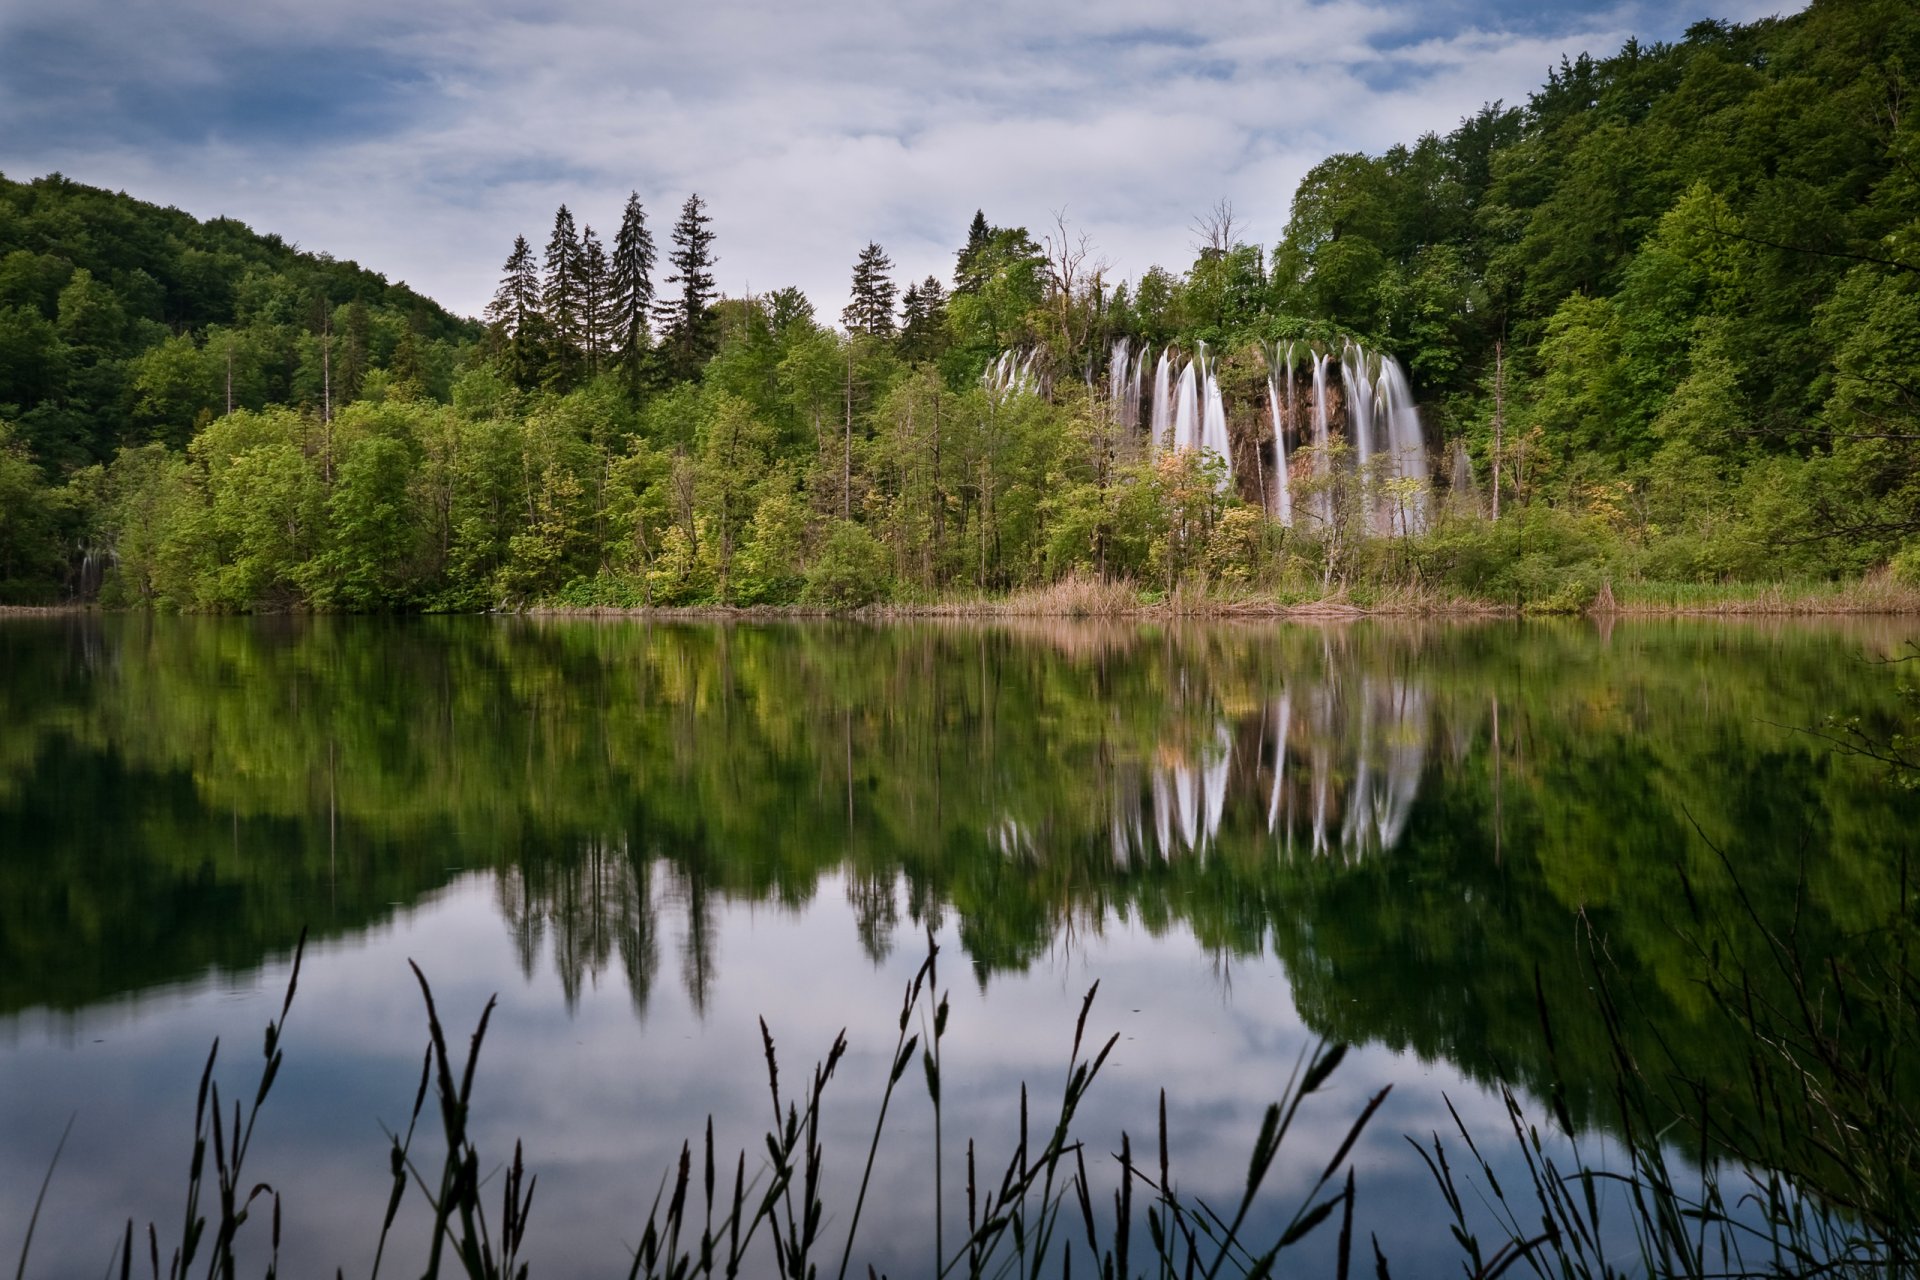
[1,0,1917,611]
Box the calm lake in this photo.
[2,614,1916,1276]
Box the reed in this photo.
[67,928,1382,1279]
[1418,836,1920,1280]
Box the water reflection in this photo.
[2,613,1918,1272]
[1085,674,1429,866]
[2,615,1917,1100]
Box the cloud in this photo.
[0,0,1809,323]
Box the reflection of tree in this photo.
[496,838,662,1017]
[4,612,1919,1177]
[848,870,898,963]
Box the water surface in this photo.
[1,615,1914,1275]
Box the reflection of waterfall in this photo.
[1063,672,1430,866]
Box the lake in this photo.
[1,614,1915,1277]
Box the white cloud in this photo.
[0,0,1810,323]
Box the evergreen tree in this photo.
[954,210,992,294]
[485,234,545,387]
[339,299,370,402]
[842,242,898,337]
[580,225,610,377]
[389,320,426,398]
[485,235,540,336]
[655,193,719,381]
[543,205,585,385]
[610,192,657,383]
[768,286,814,336]
[899,275,948,364]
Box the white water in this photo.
[988,338,1434,532]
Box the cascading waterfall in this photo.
[1374,356,1430,536]
[1148,348,1172,458]
[1310,352,1333,526]
[983,348,1040,397]
[990,336,1434,532]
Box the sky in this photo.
[0,0,1801,325]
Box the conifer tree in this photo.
[899,275,949,363]
[339,298,370,401]
[954,210,992,294]
[485,235,540,335]
[768,286,814,335]
[610,192,657,382]
[842,242,898,337]
[485,234,545,387]
[389,319,426,398]
[655,193,718,381]
[580,225,610,376]
[543,205,584,380]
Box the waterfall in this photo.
[1263,344,1294,527]
[1340,342,1377,535]
[1375,357,1430,535]
[1000,336,1431,532]
[1310,352,1332,527]
[1170,353,1199,451]
[1149,348,1172,456]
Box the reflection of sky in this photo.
[0,870,1635,1277]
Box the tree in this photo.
[610,193,656,386]
[543,205,585,383]
[484,235,543,388]
[899,276,949,364]
[580,225,610,377]
[842,242,898,337]
[656,194,719,382]
[954,210,992,295]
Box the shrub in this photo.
[803,520,892,609]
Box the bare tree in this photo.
[1191,197,1238,258]
[1043,208,1110,375]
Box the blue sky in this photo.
[0,0,1799,322]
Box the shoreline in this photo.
[9,581,1920,621]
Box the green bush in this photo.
[803,520,892,609]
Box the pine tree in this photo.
[899,275,949,364]
[954,210,992,294]
[389,318,426,398]
[485,234,545,387]
[655,193,718,381]
[339,298,370,401]
[580,225,610,377]
[768,286,814,335]
[610,192,657,382]
[484,235,540,335]
[543,205,584,381]
[842,242,898,337]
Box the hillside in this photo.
[2,0,1918,609]
[0,172,481,472]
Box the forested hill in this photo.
[2,0,1918,610]
[0,172,480,471]
[1261,0,1920,461]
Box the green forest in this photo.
[3,0,1918,610]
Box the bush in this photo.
[803,520,892,609]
